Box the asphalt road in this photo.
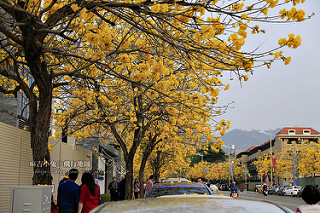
[220,190,305,211]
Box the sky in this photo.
[218,0,320,132]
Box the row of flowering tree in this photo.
[253,142,320,184]
[0,0,309,199]
[188,160,247,183]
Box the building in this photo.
[236,127,320,188]
[76,137,123,194]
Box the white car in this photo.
[91,195,294,213]
[285,186,302,196]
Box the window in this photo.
[288,129,295,135]
[303,130,311,135]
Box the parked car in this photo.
[278,185,290,196]
[165,178,189,183]
[91,195,294,213]
[269,185,281,195]
[297,186,304,197]
[145,182,213,198]
[220,183,229,191]
[285,186,302,196]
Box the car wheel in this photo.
[291,193,293,197]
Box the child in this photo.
[296,185,320,213]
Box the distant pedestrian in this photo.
[296,185,320,213]
[51,195,58,213]
[134,179,140,199]
[57,168,80,213]
[59,177,68,185]
[146,175,155,193]
[77,171,100,213]
[119,176,126,200]
[197,178,204,184]
[210,184,219,194]
[90,169,99,186]
[108,177,119,201]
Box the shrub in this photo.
[100,193,111,202]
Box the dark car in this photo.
[145,182,213,198]
[269,185,281,195]
[220,184,229,191]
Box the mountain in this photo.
[221,128,282,151]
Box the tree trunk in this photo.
[28,82,53,185]
[24,38,53,185]
[124,160,134,200]
[153,151,162,182]
[138,151,150,198]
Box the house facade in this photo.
[236,127,320,189]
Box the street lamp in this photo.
[258,130,273,186]
[223,144,235,161]
[223,144,235,184]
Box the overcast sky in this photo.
[218,1,320,132]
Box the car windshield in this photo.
[148,187,210,198]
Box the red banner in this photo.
[272,157,278,185]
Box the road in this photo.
[220,191,305,211]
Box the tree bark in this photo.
[23,27,53,185]
[124,159,134,200]
[152,151,163,182]
[138,151,150,198]
[27,61,53,185]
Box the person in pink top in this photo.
[145,175,155,193]
[296,185,320,213]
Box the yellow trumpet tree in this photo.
[254,142,320,184]
[296,142,320,184]
[188,159,246,183]
[253,154,272,179]
[0,0,308,189]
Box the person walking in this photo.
[108,177,119,201]
[134,179,140,199]
[90,169,99,186]
[51,195,58,213]
[57,168,80,213]
[296,185,320,213]
[197,178,204,184]
[145,175,155,194]
[119,176,126,200]
[77,171,100,213]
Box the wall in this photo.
[0,122,92,213]
[0,122,33,213]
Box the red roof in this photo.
[259,140,271,147]
[277,127,319,135]
[246,146,257,152]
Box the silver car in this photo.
[91,195,293,213]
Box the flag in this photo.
[291,153,299,186]
[216,165,221,183]
[265,174,270,186]
[229,164,234,183]
[272,157,278,185]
